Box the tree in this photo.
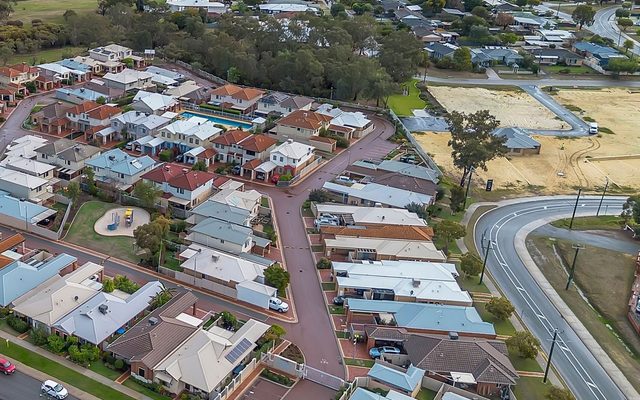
[133,216,171,261]
[0,0,13,21]
[452,47,473,71]
[263,324,286,342]
[485,297,515,320]
[379,30,423,82]
[447,110,505,185]
[546,386,576,400]
[572,5,596,29]
[449,185,466,213]
[264,263,290,295]
[424,0,446,13]
[471,6,490,20]
[96,96,106,105]
[316,258,332,269]
[85,166,98,196]
[446,0,464,10]
[0,46,13,66]
[102,277,115,293]
[309,189,329,202]
[618,18,634,31]
[495,13,515,30]
[47,334,67,354]
[460,253,483,277]
[63,9,77,20]
[623,39,634,54]
[507,331,540,359]
[330,3,346,17]
[434,220,466,255]
[113,274,140,294]
[615,8,630,18]
[607,58,638,74]
[133,180,161,209]
[66,181,80,204]
[622,196,640,224]
[220,311,238,329]
[192,160,208,171]
[405,202,428,220]
[150,287,174,309]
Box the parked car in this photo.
[125,142,133,150]
[314,218,338,228]
[41,380,68,399]
[332,295,361,306]
[231,165,242,175]
[269,297,289,313]
[0,357,15,375]
[336,175,352,183]
[271,174,280,184]
[369,346,401,359]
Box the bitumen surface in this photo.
[0,371,79,400]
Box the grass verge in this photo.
[550,215,622,230]
[513,376,556,400]
[321,282,336,291]
[474,302,517,336]
[88,360,122,380]
[122,378,170,400]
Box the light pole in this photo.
[479,237,495,285]
[596,177,609,217]
[565,244,585,290]
[543,329,558,383]
[463,167,474,210]
[568,188,582,230]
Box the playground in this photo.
[94,207,150,237]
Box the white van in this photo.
[589,122,598,134]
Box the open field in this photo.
[10,0,96,24]
[427,86,565,130]
[527,236,640,392]
[387,79,426,116]
[8,47,86,66]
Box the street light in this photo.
[479,237,495,285]
[543,328,559,383]
[596,177,609,217]
[568,188,582,230]
[565,244,585,290]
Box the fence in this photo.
[174,60,229,86]
[181,101,255,122]
[277,156,323,187]
[159,269,238,299]
[259,352,346,391]
[211,358,258,400]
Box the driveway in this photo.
[0,91,56,147]
[519,85,589,136]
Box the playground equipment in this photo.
[125,208,134,227]
[107,213,120,231]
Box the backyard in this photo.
[387,79,426,116]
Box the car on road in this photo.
[589,122,598,134]
[41,380,68,399]
[369,346,401,359]
[0,357,15,375]
[269,297,289,313]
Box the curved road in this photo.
[474,196,631,400]
[591,6,640,56]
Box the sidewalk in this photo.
[0,329,152,400]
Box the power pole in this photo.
[596,177,609,217]
[568,188,582,230]
[565,244,585,290]
[543,329,558,383]
[463,167,474,210]
[479,238,494,285]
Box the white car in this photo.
[269,297,289,313]
[41,380,68,399]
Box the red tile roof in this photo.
[200,148,217,158]
[240,134,278,153]
[87,104,121,120]
[210,84,265,101]
[142,163,215,191]
[10,63,38,73]
[212,129,251,146]
[68,101,101,115]
[0,67,20,78]
[142,163,185,183]
[276,110,332,130]
[213,176,230,188]
[242,158,263,169]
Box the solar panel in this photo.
[225,338,253,363]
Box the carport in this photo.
[237,280,277,309]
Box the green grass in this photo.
[457,275,491,294]
[329,305,345,315]
[513,377,557,400]
[122,378,170,400]
[8,46,86,66]
[509,349,543,372]
[544,65,596,75]
[415,389,438,400]
[550,215,622,231]
[474,302,517,336]
[64,201,138,263]
[0,342,134,400]
[88,360,122,381]
[10,0,97,24]
[343,358,375,367]
[336,330,350,339]
[387,79,427,116]
[321,282,336,291]
[162,250,182,271]
[261,197,270,208]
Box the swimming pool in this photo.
[180,111,253,130]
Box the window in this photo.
[246,150,255,156]
[119,173,125,179]
[177,188,184,194]
[279,157,284,162]
[138,368,145,378]
[189,138,193,144]
[66,160,71,166]
[272,155,277,161]
[220,239,225,244]
[195,139,199,145]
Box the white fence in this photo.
[388,109,443,177]
[211,358,258,400]
[260,352,346,391]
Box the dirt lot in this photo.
[427,86,564,130]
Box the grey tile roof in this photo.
[190,201,251,226]
[493,127,540,150]
[368,362,425,392]
[190,218,253,246]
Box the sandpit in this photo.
[94,207,150,237]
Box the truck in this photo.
[588,122,598,134]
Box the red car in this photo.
[271,174,280,184]
[0,357,15,375]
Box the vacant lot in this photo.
[428,86,564,130]
[10,0,96,24]
[527,236,640,392]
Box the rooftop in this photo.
[189,218,254,246]
[323,181,432,208]
[314,204,426,226]
[189,199,251,226]
[492,127,540,150]
[179,244,272,284]
[210,187,261,212]
[275,109,332,130]
[368,362,425,393]
[325,236,446,262]
[210,84,265,101]
[272,140,315,159]
[87,149,155,177]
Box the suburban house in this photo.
[209,84,265,114]
[534,29,575,44]
[367,362,425,397]
[209,186,262,216]
[12,262,104,332]
[316,104,375,139]
[177,244,277,309]
[322,181,433,208]
[324,236,446,262]
[165,0,228,14]
[38,63,88,83]
[132,91,180,115]
[0,166,53,203]
[425,42,458,59]
[152,319,269,398]
[511,12,555,31]
[312,204,427,227]
[256,92,313,117]
[0,252,77,307]
[258,3,319,13]
[89,44,145,70]
[56,59,94,78]
[345,299,497,341]
[267,139,316,177]
[1,156,55,181]
[36,139,102,181]
[492,127,541,155]
[183,146,218,168]
[272,110,332,140]
[65,101,122,133]
[53,281,164,347]
[55,87,110,104]
[163,81,209,103]
[111,111,172,140]
[0,63,39,87]
[86,148,156,189]
[146,66,186,83]
[69,56,104,75]
[349,388,414,400]
[187,199,252,227]
[103,69,154,91]
[5,135,48,160]
[333,261,472,306]
[106,291,201,384]
[320,225,434,243]
[31,102,72,135]
[141,163,216,212]
[186,218,271,256]
[213,130,278,166]
[405,334,519,397]
[0,190,59,229]
[157,116,223,153]
[528,48,584,65]
[0,234,25,269]
[470,47,523,66]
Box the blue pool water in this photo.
[180,111,253,129]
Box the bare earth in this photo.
[428,86,564,130]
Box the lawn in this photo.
[122,378,170,400]
[0,342,134,400]
[513,377,557,400]
[64,201,139,263]
[415,389,438,400]
[387,79,426,116]
[509,349,543,372]
[457,274,490,294]
[343,358,375,368]
[474,302,517,336]
[329,305,345,315]
[8,46,86,66]
[10,0,97,24]
[543,65,596,75]
[321,282,336,291]
[550,215,622,231]
[88,359,122,381]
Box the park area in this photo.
[9,0,96,24]
[387,79,426,116]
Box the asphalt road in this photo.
[474,196,629,400]
[591,6,640,56]
[0,371,79,400]
[519,85,589,136]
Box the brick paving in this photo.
[339,338,370,360]
[332,315,348,331]
[347,366,372,380]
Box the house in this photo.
[0,190,58,230]
[4,135,48,160]
[316,104,375,139]
[146,66,186,83]
[267,139,315,177]
[132,91,180,115]
[55,87,109,104]
[405,334,518,397]
[165,0,228,13]
[12,262,104,332]
[0,63,39,87]
[209,186,262,216]
[86,148,156,189]
[312,204,427,227]
[573,42,624,67]
[0,234,25,269]
[186,218,271,255]
[256,92,313,117]
[106,291,201,383]
[213,130,278,165]
[0,166,53,203]
[258,3,319,14]
[320,225,434,242]
[492,127,541,155]
[56,59,94,78]
[31,102,72,135]
[272,110,332,140]
[324,236,446,262]
[103,69,154,91]
[53,281,164,347]
[333,261,472,306]
[535,29,575,44]
[178,244,277,308]
[322,181,433,208]
[349,388,414,400]
[38,63,88,83]
[183,147,218,168]
[65,101,122,133]
[528,48,584,66]
[511,12,555,30]
[36,139,102,181]
[442,7,465,17]
[69,56,104,75]
[89,44,145,69]
[345,160,439,198]
[188,200,252,228]
[84,80,125,101]
[345,299,496,340]
[209,84,266,114]
[157,116,223,153]
[0,252,77,307]
[141,163,216,212]
[153,319,269,398]
[163,81,209,104]
[111,111,172,140]
[1,157,56,181]
[470,47,523,66]
[425,43,458,59]
[367,362,425,397]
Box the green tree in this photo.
[623,39,634,54]
[449,185,466,213]
[507,331,540,359]
[63,9,77,20]
[460,253,483,277]
[134,216,171,261]
[96,96,106,105]
[434,220,466,255]
[30,327,49,346]
[485,297,515,320]
[618,18,634,31]
[113,274,140,294]
[227,66,241,83]
[607,58,638,74]
[405,202,428,219]
[452,47,473,71]
[379,30,423,82]
[133,180,161,208]
[616,8,630,18]
[309,189,329,202]
[84,166,98,196]
[546,386,575,400]
[447,110,505,185]
[316,258,332,269]
[264,263,290,295]
[0,0,13,20]
[0,46,13,66]
[47,334,66,353]
[330,3,346,17]
[102,277,115,293]
[66,181,80,204]
[471,6,490,20]
[622,195,640,224]
[572,5,596,29]
[425,0,446,13]
[192,160,208,171]
[150,287,174,309]
[263,324,286,342]
[220,311,238,329]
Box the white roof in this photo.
[316,104,371,129]
[179,244,268,284]
[314,204,426,226]
[271,140,314,159]
[210,188,261,212]
[0,166,49,189]
[166,0,226,8]
[406,4,422,10]
[164,81,201,97]
[333,261,456,282]
[6,136,48,159]
[259,3,315,12]
[133,91,178,112]
[323,181,432,208]
[1,157,55,175]
[38,63,85,76]
[451,372,476,384]
[134,135,165,147]
[325,236,446,262]
[184,146,205,157]
[148,73,178,87]
[255,160,276,173]
[163,116,222,141]
[103,69,152,84]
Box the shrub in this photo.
[0,307,10,318]
[170,219,187,233]
[113,275,140,294]
[47,334,66,354]
[158,150,172,162]
[260,369,294,386]
[114,359,125,370]
[308,189,329,202]
[30,327,49,346]
[316,258,332,269]
[7,315,29,333]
